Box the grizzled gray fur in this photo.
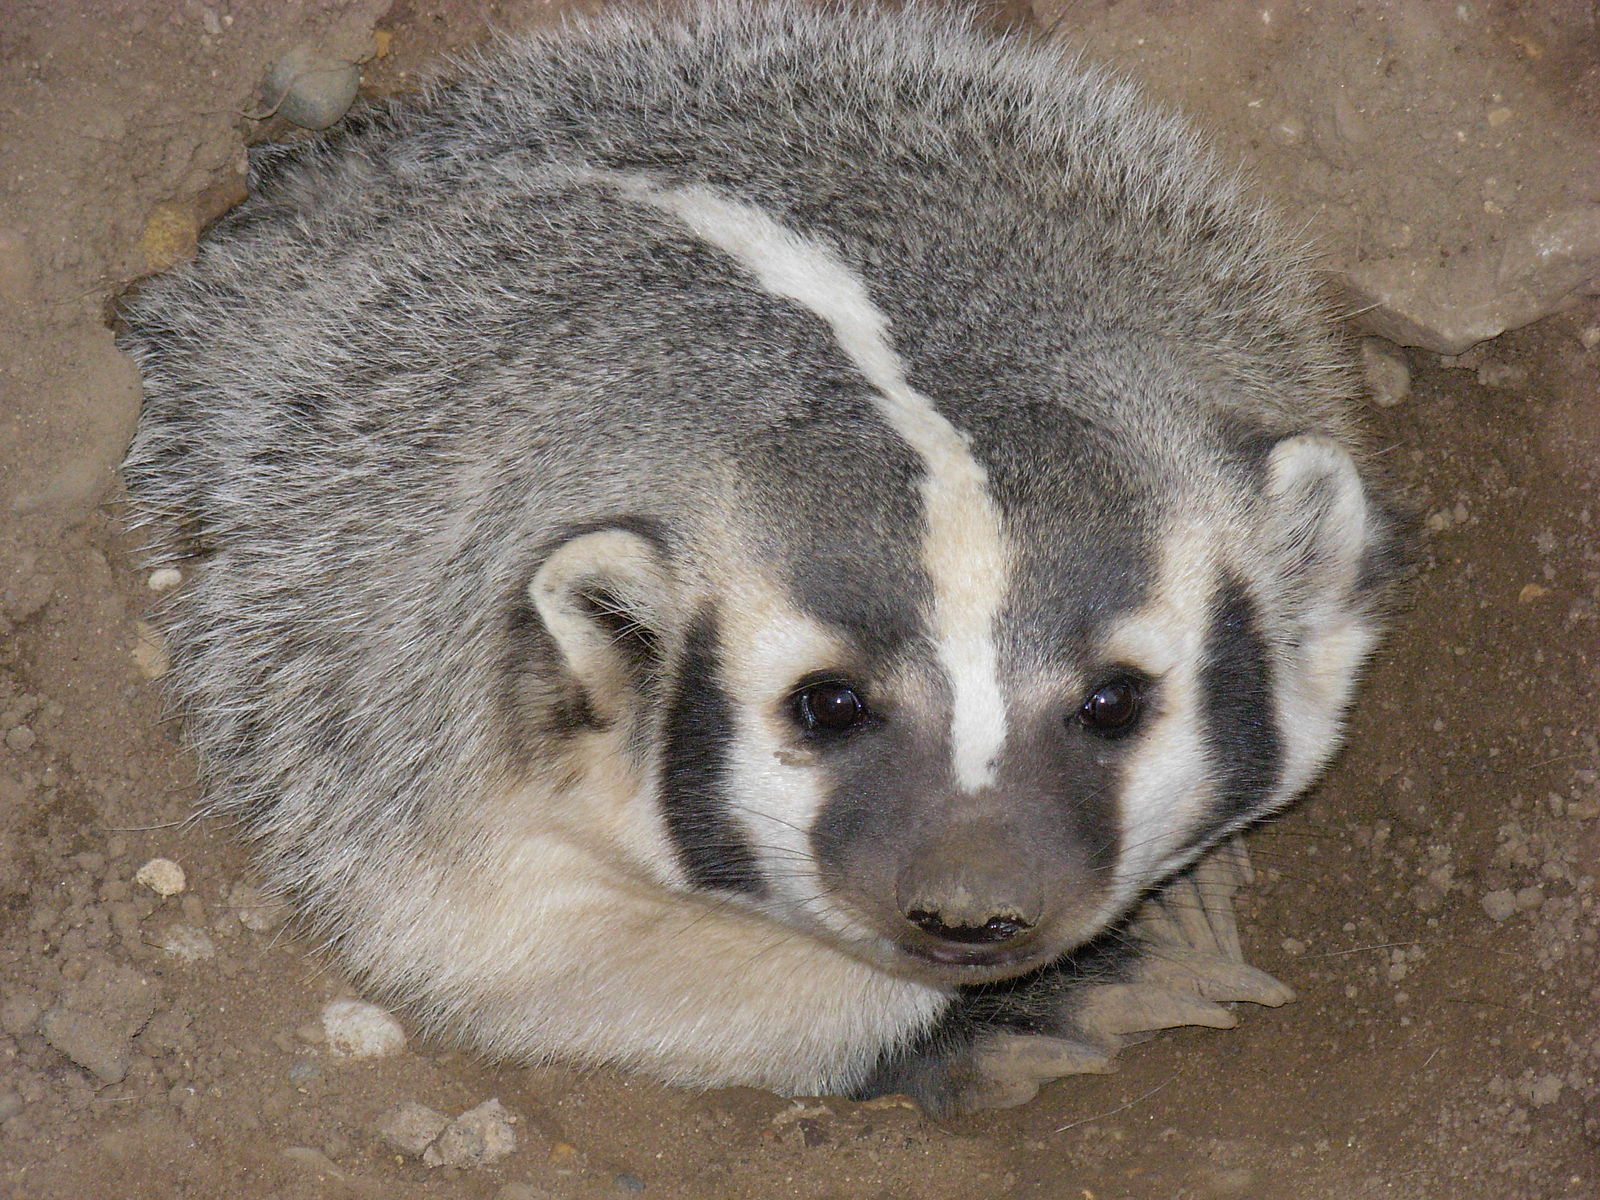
[120,1,1397,1113]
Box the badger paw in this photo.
[955,837,1293,1114]
[1062,836,1294,1048]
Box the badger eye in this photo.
[793,681,869,737]
[1077,673,1146,737]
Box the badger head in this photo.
[516,408,1392,992]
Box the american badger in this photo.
[119,1,1397,1113]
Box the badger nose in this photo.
[896,842,1045,957]
[905,905,1034,944]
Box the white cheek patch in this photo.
[605,176,1011,793]
[1275,603,1378,799]
[1099,525,1217,897]
[714,584,844,911]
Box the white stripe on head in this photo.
[609,177,1011,791]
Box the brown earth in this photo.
[2,2,1597,1198]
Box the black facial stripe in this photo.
[1200,574,1282,826]
[658,609,764,895]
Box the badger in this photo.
[118,1,1397,1114]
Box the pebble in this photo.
[376,1101,450,1158]
[280,1146,346,1178]
[4,725,35,752]
[131,621,170,680]
[147,567,182,592]
[423,1098,518,1168]
[228,880,288,933]
[156,924,216,963]
[1361,337,1411,406]
[614,1172,646,1191]
[135,858,187,897]
[265,45,361,130]
[139,203,200,272]
[40,1008,135,1085]
[1476,360,1530,390]
[1528,1074,1563,1107]
[1480,890,1519,922]
[321,998,406,1059]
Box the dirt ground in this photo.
[2,2,1598,1198]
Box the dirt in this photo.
[1,2,1597,1198]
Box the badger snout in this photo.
[875,823,1103,974]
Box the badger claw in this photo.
[909,837,1293,1115]
[1059,835,1294,1046]
[960,1032,1116,1111]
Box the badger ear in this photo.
[528,525,680,720]
[1264,435,1373,602]
[1262,436,1387,750]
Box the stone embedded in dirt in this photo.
[38,961,161,1085]
[376,1101,450,1158]
[155,923,216,963]
[1480,890,1519,922]
[135,857,186,897]
[321,998,407,1058]
[264,45,361,131]
[423,1099,518,1168]
[1343,205,1600,353]
[1475,360,1530,390]
[1360,337,1411,407]
[40,1009,134,1085]
[279,1146,347,1178]
[497,1186,558,1200]
[147,567,182,592]
[131,620,170,681]
[227,880,289,933]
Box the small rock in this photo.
[139,203,201,272]
[1515,885,1545,911]
[135,858,186,897]
[1361,337,1411,406]
[614,1173,646,1191]
[265,45,361,131]
[4,725,34,752]
[376,1101,450,1158]
[322,998,406,1059]
[131,621,170,680]
[1475,360,1529,390]
[40,1008,134,1084]
[287,1059,323,1085]
[280,1146,345,1178]
[156,924,216,963]
[228,880,288,933]
[1480,890,1519,922]
[1528,1074,1564,1107]
[147,568,182,593]
[424,1099,517,1168]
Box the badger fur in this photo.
[119,1,1397,1112]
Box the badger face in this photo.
[525,425,1383,990]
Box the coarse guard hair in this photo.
[119,0,1399,1111]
